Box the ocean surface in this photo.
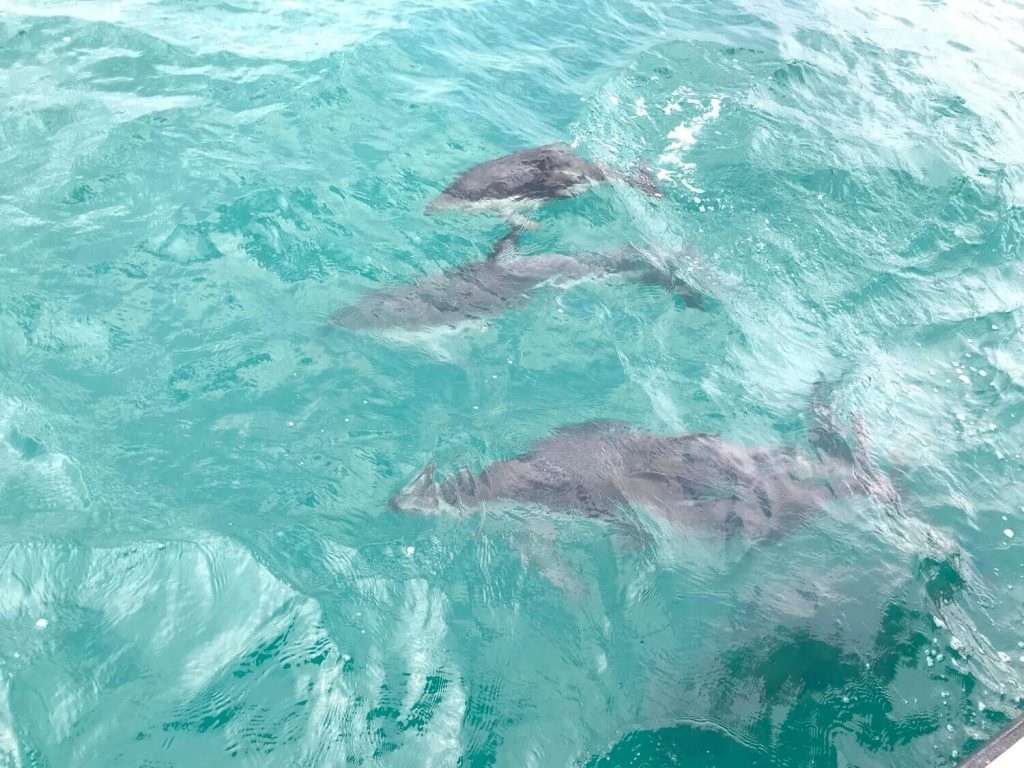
[2,0,1024,765]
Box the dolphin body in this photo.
[426,142,662,229]
[332,231,703,331]
[391,415,896,541]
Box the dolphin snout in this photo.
[629,168,664,198]
[424,193,455,215]
[389,493,412,513]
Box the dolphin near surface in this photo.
[332,229,705,332]
[391,411,897,541]
[425,142,662,229]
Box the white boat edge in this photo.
[957,716,1024,768]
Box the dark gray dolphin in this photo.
[425,142,662,229]
[332,230,704,331]
[391,414,896,541]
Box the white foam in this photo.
[660,97,722,167]
[666,123,699,149]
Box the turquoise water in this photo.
[2,0,1024,764]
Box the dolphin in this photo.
[391,409,897,541]
[332,229,704,331]
[425,142,662,229]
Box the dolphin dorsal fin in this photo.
[487,225,523,261]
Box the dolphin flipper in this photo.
[506,213,540,231]
[514,518,590,599]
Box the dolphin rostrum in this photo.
[391,412,896,541]
[425,142,662,229]
[332,229,704,331]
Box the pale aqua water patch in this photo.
[1,0,1024,765]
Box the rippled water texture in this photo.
[2,0,1024,765]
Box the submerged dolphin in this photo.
[426,142,662,229]
[332,230,704,331]
[391,411,896,541]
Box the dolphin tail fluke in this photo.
[390,459,439,512]
[610,244,709,309]
[506,213,540,231]
[487,225,524,261]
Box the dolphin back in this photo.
[435,143,606,204]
